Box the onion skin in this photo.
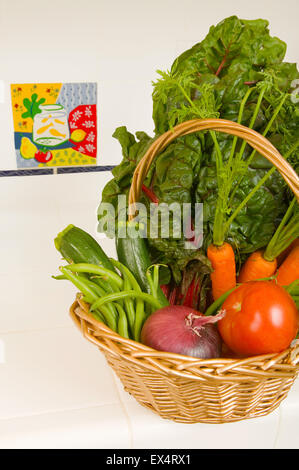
[141,305,223,359]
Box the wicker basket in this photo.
[70,119,299,424]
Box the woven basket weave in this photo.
[70,119,299,424]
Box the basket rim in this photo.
[70,295,299,382]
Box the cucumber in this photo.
[55,224,116,272]
[116,235,169,307]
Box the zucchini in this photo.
[116,235,169,307]
[55,224,116,272]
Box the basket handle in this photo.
[128,119,299,218]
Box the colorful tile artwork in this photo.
[10,83,97,168]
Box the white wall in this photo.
[0,0,298,169]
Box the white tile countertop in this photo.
[0,171,298,449]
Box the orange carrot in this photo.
[207,242,236,300]
[277,238,299,267]
[238,250,277,283]
[276,245,299,286]
[239,198,298,283]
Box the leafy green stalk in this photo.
[152,69,219,127]
[223,140,299,236]
[235,85,267,163]
[264,198,299,261]
[227,87,253,167]
[228,92,289,205]
[246,93,288,167]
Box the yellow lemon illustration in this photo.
[70,129,87,143]
[20,137,37,159]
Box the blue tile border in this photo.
[0,168,54,177]
[57,165,115,174]
[0,166,115,177]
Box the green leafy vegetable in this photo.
[98,15,299,286]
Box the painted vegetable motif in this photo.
[11,83,98,168]
[20,137,37,160]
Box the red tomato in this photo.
[35,150,53,163]
[218,281,299,356]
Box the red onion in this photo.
[141,305,224,359]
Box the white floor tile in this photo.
[0,327,120,419]
[0,403,130,449]
[113,374,280,449]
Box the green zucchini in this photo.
[116,235,169,307]
[55,224,116,272]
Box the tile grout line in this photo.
[0,166,115,178]
[0,324,75,336]
[0,401,123,423]
[110,371,135,449]
[273,406,283,449]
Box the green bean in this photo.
[91,310,106,324]
[114,303,130,339]
[123,277,136,334]
[90,291,162,312]
[90,275,120,294]
[59,270,106,324]
[109,259,141,290]
[84,278,118,323]
[65,263,123,288]
[60,267,117,331]
[107,260,136,330]
[134,305,146,343]
[60,267,98,304]
[109,258,145,341]
[153,265,160,292]
[145,264,167,300]
[146,270,157,300]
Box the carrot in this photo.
[207,242,236,300]
[276,245,299,286]
[277,238,299,266]
[205,89,267,301]
[239,198,298,283]
[238,250,277,283]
